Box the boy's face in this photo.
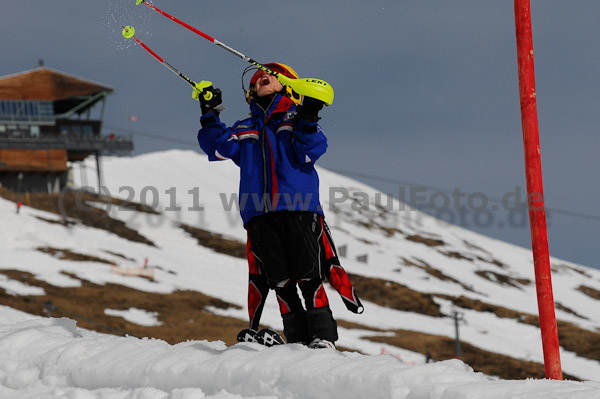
[254,71,284,97]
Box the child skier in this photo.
[195,63,361,349]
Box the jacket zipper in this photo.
[259,97,276,213]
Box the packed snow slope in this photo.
[1,149,600,392]
[1,307,599,399]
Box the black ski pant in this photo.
[247,211,338,343]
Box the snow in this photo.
[0,274,44,296]
[104,308,162,327]
[0,307,599,399]
[2,149,600,396]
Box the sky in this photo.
[1,0,599,269]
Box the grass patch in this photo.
[0,187,155,247]
[365,329,578,380]
[434,293,600,363]
[401,257,477,293]
[38,247,116,265]
[474,270,531,289]
[0,269,246,346]
[180,223,246,259]
[347,273,443,317]
[405,234,444,247]
[578,285,600,301]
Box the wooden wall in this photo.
[0,149,67,172]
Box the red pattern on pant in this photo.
[246,236,260,274]
[313,282,329,308]
[328,265,358,306]
[248,281,263,328]
[276,294,292,315]
[320,217,336,260]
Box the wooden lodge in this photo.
[0,67,133,193]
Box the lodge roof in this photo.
[0,67,114,101]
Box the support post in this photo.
[95,151,103,196]
[513,0,562,380]
[452,310,463,358]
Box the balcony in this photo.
[0,134,133,153]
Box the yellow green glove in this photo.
[192,80,213,101]
[192,80,223,114]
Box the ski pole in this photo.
[122,25,196,87]
[122,26,221,107]
[134,0,334,105]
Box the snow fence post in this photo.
[513,0,563,380]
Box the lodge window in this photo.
[30,125,40,137]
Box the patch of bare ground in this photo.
[401,257,477,293]
[462,240,491,254]
[334,320,388,354]
[474,270,531,289]
[555,302,589,320]
[443,251,507,271]
[180,224,246,259]
[88,196,160,215]
[433,294,600,363]
[439,249,508,269]
[347,273,443,317]
[352,220,403,239]
[439,251,473,262]
[38,247,116,265]
[364,329,578,380]
[336,319,386,332]
[325,208,403,241]
[34,215,77,227]
[379,226,404,237]
[0,187,155,247]
[405,234,444,247]
[339,317,582,379]
[578,285,600,301]
[556,321,600,363]
[461,240,505,268]
[434,294,539,324]
[102,250,136,262]
[552,263,592,279]
[0,269,249,346]
[476,256,506,268]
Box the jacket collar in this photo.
[250,93,295,121]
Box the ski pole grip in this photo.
[203,91,213,101]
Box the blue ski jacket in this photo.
[197,94,327,227]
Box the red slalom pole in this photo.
[513,0,563,380]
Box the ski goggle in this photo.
[242,63,301,105]
[249,69,269,86]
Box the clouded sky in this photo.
[2,1,599,269]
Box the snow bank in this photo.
[0,311,599,399]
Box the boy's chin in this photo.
[256,90,274,97]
